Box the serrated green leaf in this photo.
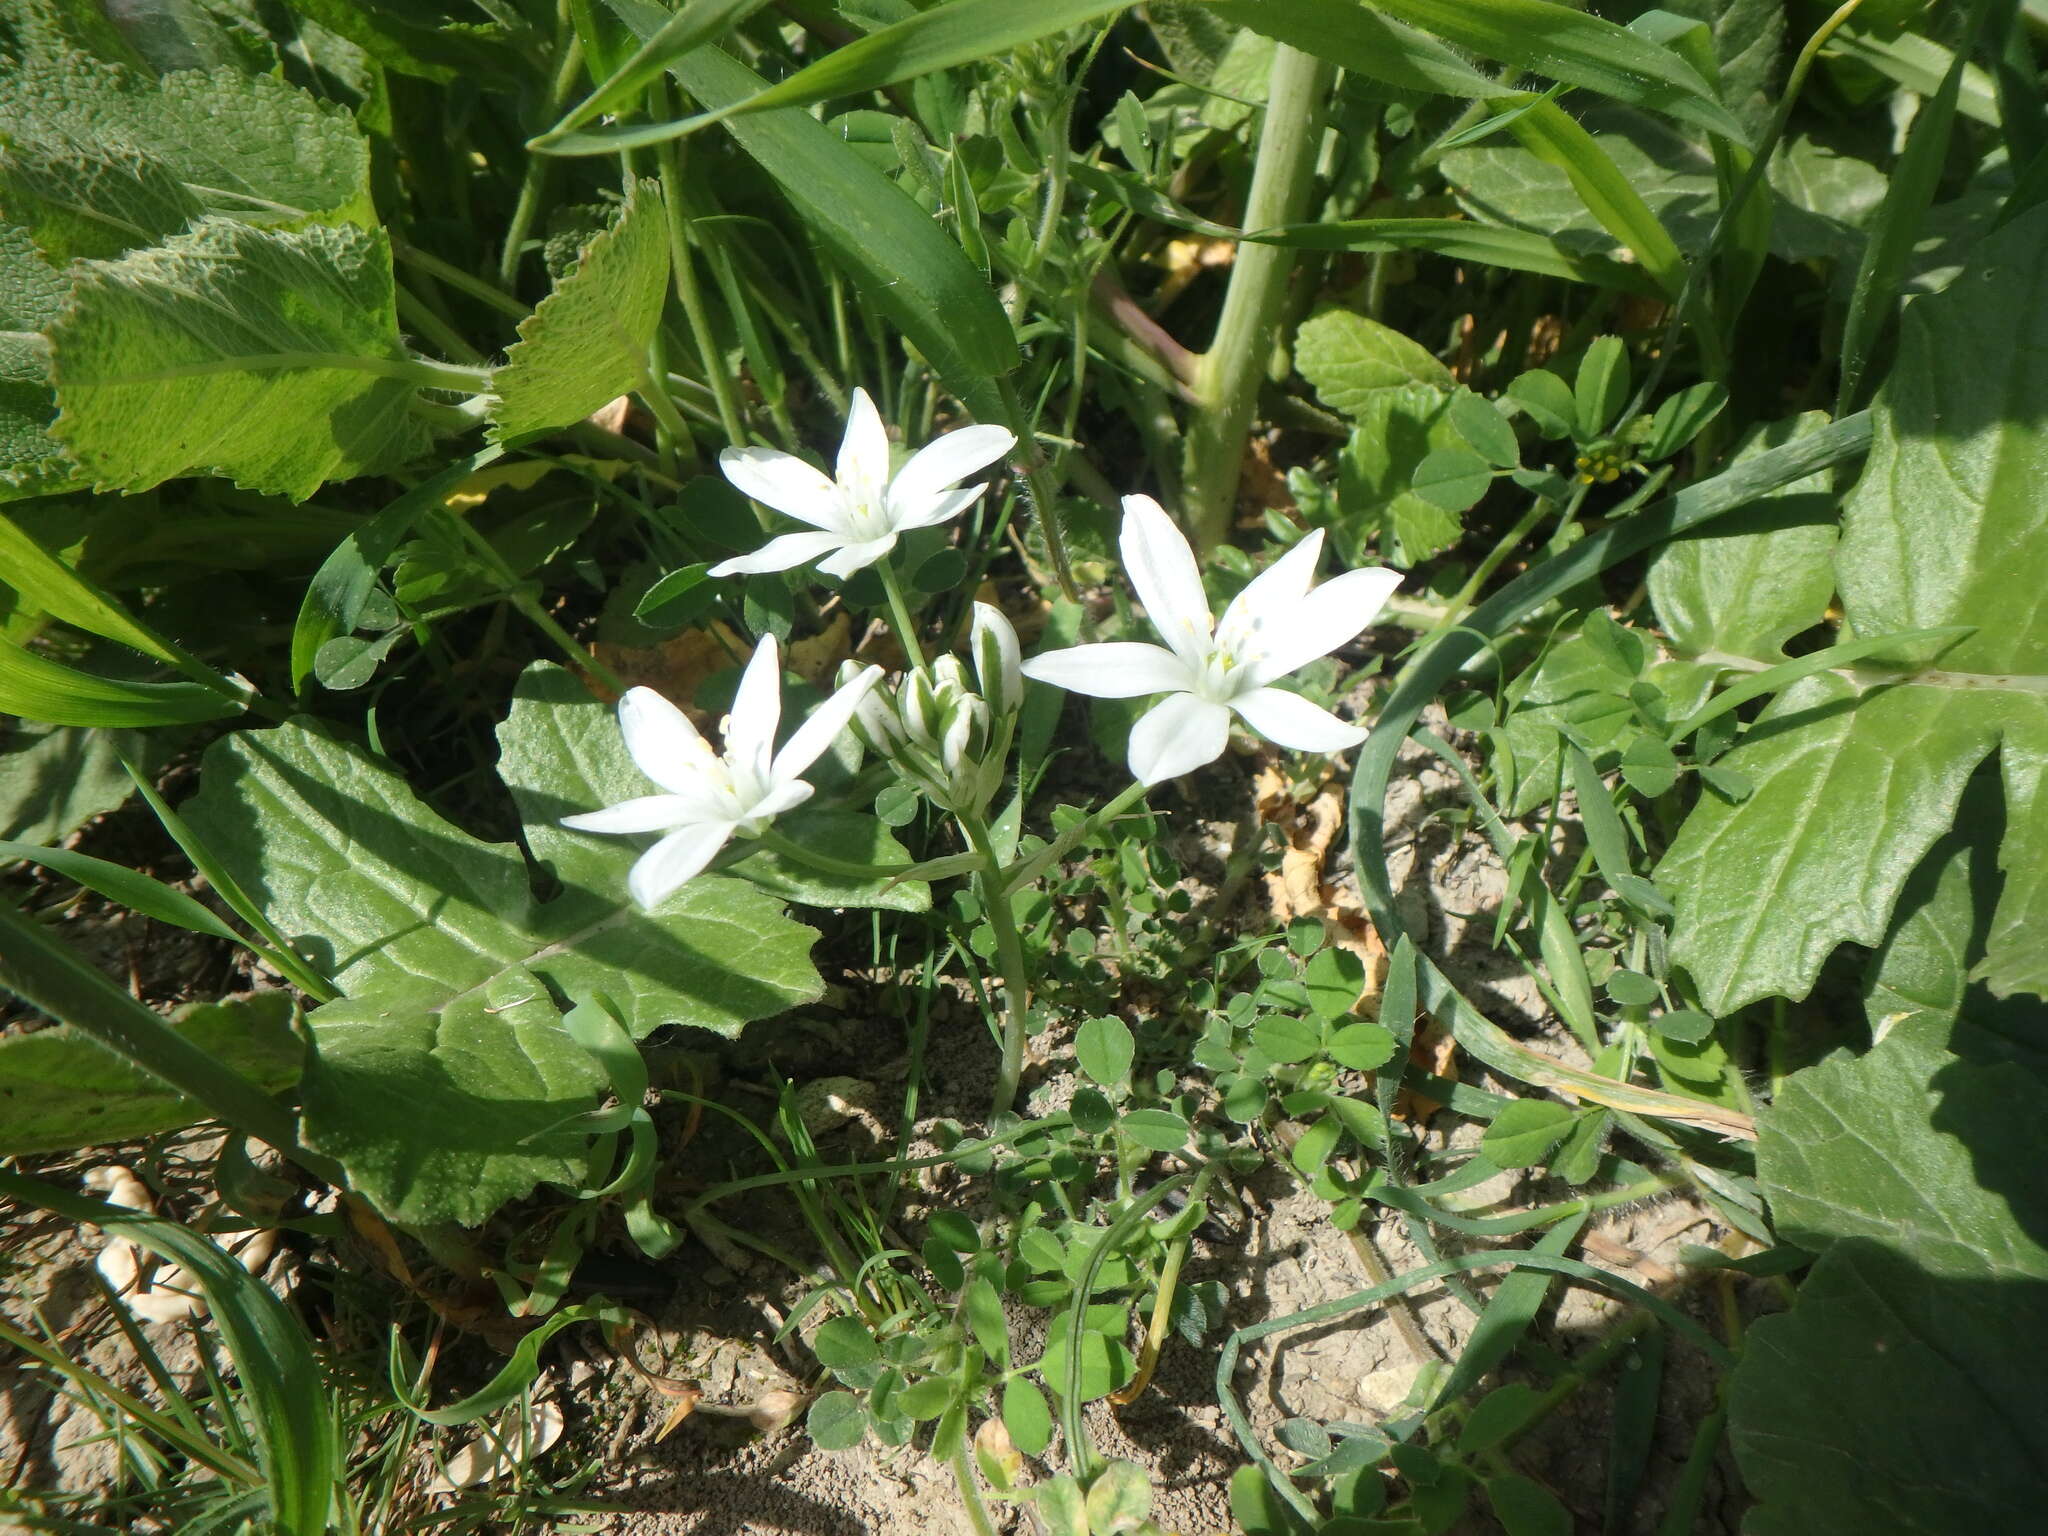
[1731,1238,2048,1536]
[0,52,373,255]
[488,179,670,442]
[0,222,77,491]
[0,991,301,1156]
[1647,413,1838,663]
[1295,307,1454,415]
[1662,213,2048,1010]
[1759,1017,2048,1278]
[49,218,430,499]
[180,663,822,1224]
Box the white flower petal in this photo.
[1127,693,1231,784]
[1245,565,1405,686]
[774,664,884,781]
[629,822,737,908]
[708,530,847,577]
[560,794,691,835]
[743,778,814,826]
[617,687,716,796]
[816,534,897,579]
[890,482,984,532]
[1231,687,1367,752]
[888,423,1015,509]
[836,388,892,513]
[1214,528,1324,661]
[717,447,843,530]
[1019,642,1195,699]
[724,635,784,791]
[1119,494,1213,667]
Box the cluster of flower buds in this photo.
[841,602,1023,816]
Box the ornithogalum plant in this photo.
[565,397,1397,1112]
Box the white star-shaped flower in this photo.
[562,635,882,907]
[710,389,1015,580]
[1019,495,1401,785]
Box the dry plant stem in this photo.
[1182,44,1334,552]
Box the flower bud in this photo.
[931,655,970,710]
[970,602,1023,714]
[900,669,945,748]
[940,696,990,777]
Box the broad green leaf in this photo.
[807,1389,866,1450]
[0,223,77,492]
[1657,0,1784,138]
[612,1,1017,409]
[1252,215,1664,296]
[0,633,246,727]
[0,992,301,1156]
[1208,0,1495,98]
[1294,307,1453,413]
[0,52,373,255]
[1085,1460,1153,1534]
[1734,1018,2048,1534]
[1367,0,1747,143]
[489,180,670,443]
[740,808,930,912]
[1759,1016,2048,1279]
[1732,1239,2048,1536]
[1662,210,2048,1009]
[1076,1014,1135,1086]
[1647,413,1839,663]
[48,218,431,500]
[0,719,135,843]
[181,664,824,1224]
[1767,134,1889,263]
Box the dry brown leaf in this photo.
[1154,235,1235,309]
[786,611,852,684]
[1252,764,1388,1010]
[595,623,747,713]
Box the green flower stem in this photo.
[656,127,753,468]
[1181,43,1334,552]
[752,828,912,882]
[396,241,532,321]
[959,812,1033,1117]
[500,8,585,289]
[875,558,929,672]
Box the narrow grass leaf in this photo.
[0,1168,340,1536]
[1430,1211,1588,1407]
[0,635,245,727]
[1248,218,1663,297]
[572,0,1128,152]
[1208,0,1496,98]
[0,839,245,946]
[1503,96,1686,300]
[533,0,770,150]
[1368,0,1746,143]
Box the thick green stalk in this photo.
[960,813,1033,1116]
[1181,44,1334,551]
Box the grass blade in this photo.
[557,0,1129,154]
[609,0,1017,410]
[0,839,247,946]
[1248,216,1664,297]
[1368,0,1747,143]
[1208,0,1495,97]
[0,898,304,1156]
[0,633,246,727]
[0,1168,341,1536]
[533,0,769,149]
[1501,95,1687,301]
